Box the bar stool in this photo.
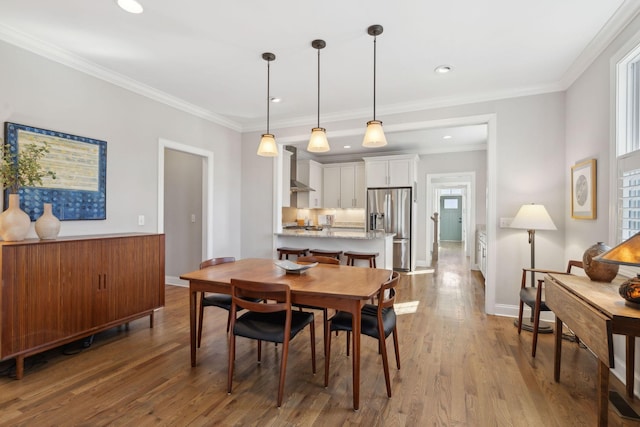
[344,251,379,268]
[277,247,309,260]
[310,249,342,260]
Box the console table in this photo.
[0,233,165,379]
[545,273,640,426]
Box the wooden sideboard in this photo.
[0,233,165,379]
[545,273,640,426]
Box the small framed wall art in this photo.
[571,158,596,219]
[3,122,107,221]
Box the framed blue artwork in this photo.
[3,122,107,221]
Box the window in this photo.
[615,44,640,242]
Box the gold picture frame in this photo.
[571,159,596,219]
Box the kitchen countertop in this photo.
[276,229,394,240]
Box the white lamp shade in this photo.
[257,134,278,157]
[307,127,330,152]
[362,120,387,147]
[510,203,557,231]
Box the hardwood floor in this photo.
[1,243,639,426]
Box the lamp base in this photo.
[513,318,553,334]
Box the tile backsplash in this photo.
[282,207,365,227]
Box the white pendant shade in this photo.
[510,203,557,231]
[307,127,330,152]
[257,133,278,157]
[362,120,387,148]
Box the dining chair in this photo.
[227,278,316,408]
[295,255,339,355]
[324,271,400,398]
[517,260,584,357]
[197,257,262,348]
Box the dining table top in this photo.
[180,257,393,301]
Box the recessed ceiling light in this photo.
[270,97,281,103]
[117,0,144,14]
[344,145,351,149]
[434,65,453,74]
[443,135,452,140]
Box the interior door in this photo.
[440,196,462,241]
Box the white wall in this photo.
[0,40,242,259]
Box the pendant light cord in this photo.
[266,59,271,134]
[373,35,377,121]
[317,47,321,128]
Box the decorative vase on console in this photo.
[35,203,60,240]
[0,141,56,241]
[583,241,619,282]
[0,193,30,241]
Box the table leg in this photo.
[190,288,197,367]
[554,317,563,382]
[351,302,361,411]
[627,335,635,399]
[598,360,609,427]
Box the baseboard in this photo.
[165,276,188,287]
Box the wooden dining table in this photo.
[179,258,392,410]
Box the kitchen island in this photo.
[275,229,394,269]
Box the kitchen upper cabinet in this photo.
[364,154,419,188]
[323,162,365,208]
[297,159,322,208]
[282,150,292,208]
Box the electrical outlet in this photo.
[138,215,145,226]
[190,214,196,223]
[499,217,513,228]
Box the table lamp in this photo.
[510,203,557,331]
[594,232,640,304]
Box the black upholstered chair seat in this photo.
[203,294,261,310]
[330,305,396,339]
[519,287,549,312]
[234,310,314,343]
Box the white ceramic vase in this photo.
[0,194,31,241]
[35,203,60,240]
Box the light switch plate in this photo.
[138,215,145,226]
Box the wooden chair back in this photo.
[200,257,235,269]
[230,279,291,314]
[297,255,340,265]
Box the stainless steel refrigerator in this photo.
[367,187,412,271]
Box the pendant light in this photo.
[307,39,330,153]
[362,25,387,148]
[257,52,278,157]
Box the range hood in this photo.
[286,146,315,192]
[291,179,314,192]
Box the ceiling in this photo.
[0,0,638,159]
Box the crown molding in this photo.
[560,0,640,89]
[0,24,243,132]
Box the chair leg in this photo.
[225,310,232,333]
[308,318,317,374]
[378,331,392,398]
[532,301,541,357]
[227,332,236,394]
[322,309,328,357]
[517,300,524,334]
[324,325,333,387]
[346,331,351,357]
[258,340,262,363]
[197,293,205,348]
[392,326,400,369]
[277,337,290,407]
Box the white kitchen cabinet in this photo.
[297,159,323,208]
[476,228,487,278]
[282,150,292,208]
[322,162,365,208]
[363,154,418,188]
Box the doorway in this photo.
[157,138,214,286]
